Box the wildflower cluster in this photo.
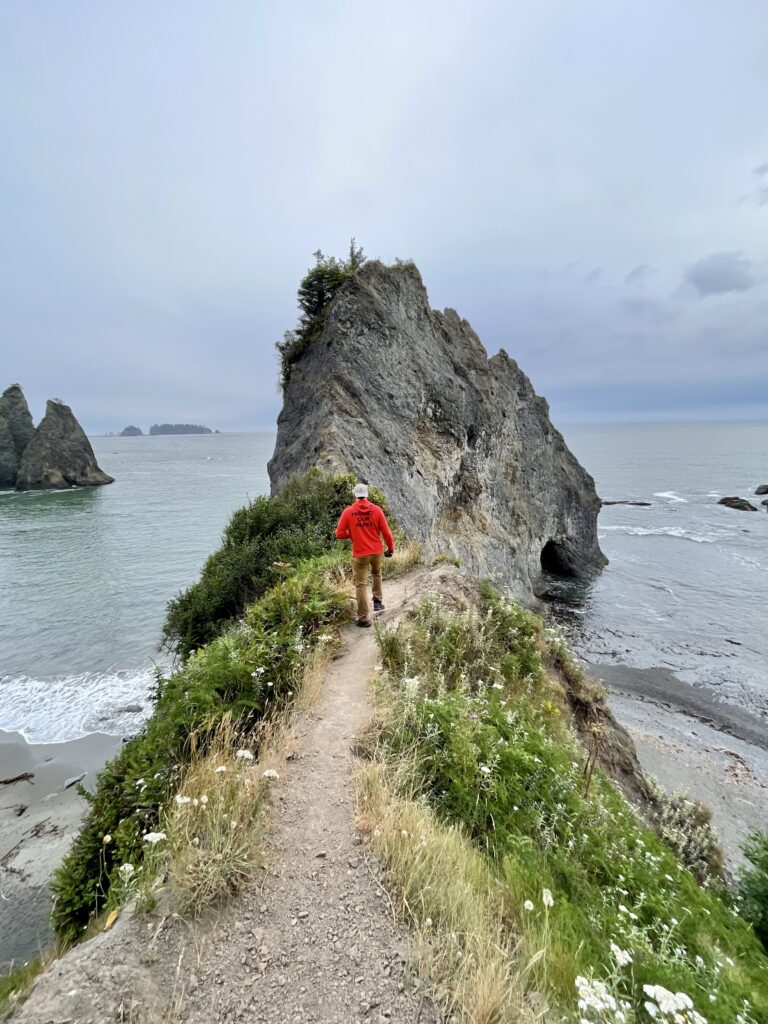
[374,587,768,1023]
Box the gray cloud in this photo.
[1,2,767,428]
[683,252,756,296]
[625,264,655,285]
[621,296,678,324]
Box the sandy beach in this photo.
[0,729,120,970]
[596,663,768,871]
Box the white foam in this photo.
[599,525,718,543]
[653,491,688,503]
[0,667,159,744]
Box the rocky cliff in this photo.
[14,398,114,490]
[0,384,36,487]
[268,261,606,597]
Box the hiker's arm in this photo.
[379,510,395,553]
[335,509,351,540]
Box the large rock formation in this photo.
[0,384,36,487]
[15,399,114,491]
[268,261,606,598]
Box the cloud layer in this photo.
[1,1,766,430]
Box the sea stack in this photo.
[15,399,114,491]
[0,384,36,487]
[268,260,606,599]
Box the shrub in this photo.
[162,469,390,660]
[276,240,366,390]
[739,832,768,950]
[646,778,725,887]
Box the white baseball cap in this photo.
[353,483,369,499]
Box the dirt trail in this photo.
[12,566,445,1024]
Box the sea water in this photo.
[0,433,273,742]
[1,423,766,743]
[549,421,768,720]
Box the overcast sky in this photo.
[1,1,767,432]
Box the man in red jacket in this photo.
[335,482,395,627]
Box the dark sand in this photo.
[0,730,120,970]
[594,664,768,870]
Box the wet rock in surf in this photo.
[756,484,768,495]
[16,399,114,491]
[718,496,758,512]
[269,260,606,600]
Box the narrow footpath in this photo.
[13,567,443,1024]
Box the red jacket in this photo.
[335,499,395,558]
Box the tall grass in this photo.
[366,588,768,1023]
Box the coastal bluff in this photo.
[269,260,606,598]
[0,385,113,490]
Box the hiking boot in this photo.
[357,619,372,628]
[373,598,385,612]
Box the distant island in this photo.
[149,423,214,436]
[119,425,143,437]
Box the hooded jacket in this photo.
[335,499,395,558]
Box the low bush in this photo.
[370,587,768,1023]
[162,469,391,660]
[739,832,768,951]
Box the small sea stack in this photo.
[1,389,115,491]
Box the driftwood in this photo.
[0,771,34,786]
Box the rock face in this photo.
[718,496,757,512]
[0,384,36,487]
[268,261,606,597]
[15,399,114,491]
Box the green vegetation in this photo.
[52,468,381,942]
[148,423,212,435]
[276,240,366,390]
[739,832,768,951]
[368,587,768,1023]
[163,469,389,660]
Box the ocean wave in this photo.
[599,525,718,543]
[653,491,688,503]
[0,666,159,744]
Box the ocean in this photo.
[0,422,766,743]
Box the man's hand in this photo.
[384,550,394,558]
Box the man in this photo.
[335,482,395,627]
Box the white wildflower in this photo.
[523,900,534,912]
[542,888,554,909]
[479,765,492,775]
[117,863,134,880]
[236,749,254,761]
[214,765,227,773]
[143,831,166,844]
[262,769,280,780]
[175,795,192,805]
[610,942,632,967]
[199,794,208,805]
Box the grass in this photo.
[364,586,768,1024]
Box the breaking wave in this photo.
[0,666,159,744]
[599,525,718,543]
[653,491,688,503]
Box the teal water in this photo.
[0,433,273,741]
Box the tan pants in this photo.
[352,554,383,622]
